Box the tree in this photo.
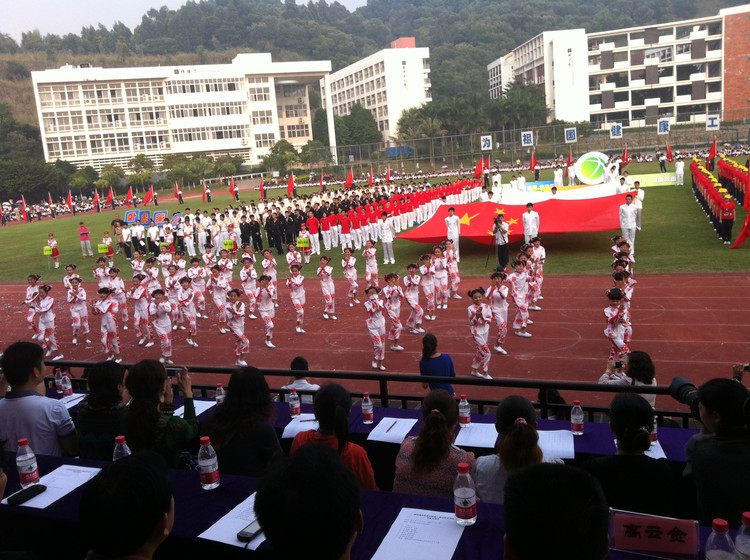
[214,155,237,180]
[69,166,98,192]
[344,104,382,145]
[500,82,550,130]
[100,164,126,191]
[260,140,299,174]
[312,108,329,145]
[190,155,214,180]
[299,139,331,169]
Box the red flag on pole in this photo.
[173,183,179,199]
[259,176,265,200]
[707,137,717,162]
[622,144,629,169]
[529,151,538,172]
[665,141,674,163]
[143,186,154,205]
[48,192,53,205]
[93,189,100,207]
[229,177,235,197]
[369,165,373,186]
[202,180,206,204]
[565,146,572,177]
[745,172,750,212]
[287,172,295,197]
[66,190,73,213]
[105,187,114,207]
[386,167,391,183]
[485,156,491,170]
[21,196,29,222]
[473,159,483,179]
[125,187,134,208]
[345,168,353,189]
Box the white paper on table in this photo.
[198,492,266,550]
[366,417,418,444]
[2,465,101,509]
[281,414,319,438]
[537,430,576,459]
[644,440,666,459]
[453,422,499,448]
[59,393,86,409]
[371,508,465,560]
[174,400,216,418]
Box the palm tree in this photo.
[419,116,447,169]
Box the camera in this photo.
[165,366,181,377]
[668,376,700,421]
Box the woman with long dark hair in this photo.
[202,367,283,477]
[290,383,377,489]
[418,333,456,395]
[393,389,474,498]
[123,359,198,468]
[77,360,128,460]
[599,350,658,407]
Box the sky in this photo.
[1,0,366,43]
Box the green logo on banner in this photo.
[575,151,610,185]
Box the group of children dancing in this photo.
[603,235,636,375]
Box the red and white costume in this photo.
[403,274,424,330]
[157,252,173,279]
[94,266,110,289]
[67,286,90,338]
[262,256,279,302]
[317,265,336,315]
[365,293,386,361]
[286,274,305,324]
[93,298,120,355]
[218,257,233,285]
[419,263,436,314]
[145,266,162,294]
[485,285,509,346]
[446,247,460,293]
[130,257,146,275]
[531,245,546,299]
[226,300,249,357]
[432,255,449,306]
[206,274,229,325]
[24,285,40,331]
[47,238,59,258]
[342,256,359,299]
[63,273,78,290]
[149,300,173,357]
[37,295,59,353]
[202,252,217,270]
[187,266,207,313]
[508,269,531,330]
[108,276,129,323]
[239,266,258,314]
[178,286,198,337]
[102,236,114,259]
[286,250,302,272]
[468,302,492,374]
[127,284,153,341]
[164,272,183,325]
[604,304,631,363]
[363,247,379,287]
[382,285,404,341]
[256,285,276,339]
[298,230,312,262]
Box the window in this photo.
[255,133,275,147]
[284,104,307,118]
[251,110,273,125]
[286,124,309,138]
[248,87,271,102]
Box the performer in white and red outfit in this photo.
[226,224,240,263]
[286,264,306,334]
[467,288,492,379]
[47,233,60,269]
[93,257,110,289]
[286,243,302,272]
[342,247,360,307]
[256,275,276,348]
[382,273,404,352]
[261,250,279,307]
[36,285,64,361]
[604,287,631,374]
[130,251,146,275]
[363,240,379,287]
[239,257,258,319]
[144,258,162,294]
[164,265,184,330]
[178,276,199,347]
[226,289,249,365]
[107,268,129,328]
[508,260,532,338]
[484,272,509,355]
[217,249,234,285]
[202,248,217,271]
[419,254,436,321]
[128,275,155,347]
[102,232,115,267]
[530,237,546,303]
[298,223,312,264]
[364,286,387,370]
[403,264,425,334]
[67,276,91,345]
[93,287,122,363]
[206,265,229,333]
[148,289,173,363]
[432,245,449,310]
[317,256,337,320]
[157,245,173,279]
[173,252,188,278]
[63,265,79,290]
[445,239,461,300]
[187,257,208,318]
[24,274,41,337]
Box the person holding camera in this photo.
[493,213,510,272]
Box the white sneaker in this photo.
[391,345,404,352]
[417,327,425,333]
[137,338,144,346]
[265,340,276,348]
[274,302,279,308]
[470,371,485,379]
[51,354,64,361]
[249,314,258,319]
[45,349,52,357]
[354,299,360,304]
[379,365,386,371]
[219,328,227,334]
[172,325,178,331]
[192,341,199,347]
[296,326,306,333]
[202,314,209,319]
[515,331,532,338]
[537,296,544,300]
[527,319,534,325]
[529,305,541,311]
[186,338,194,346]
[323,313,329,320]
[115,358,122,363]
[442,304,448,309]
[179,326,186,330]
[481,372,493,379]
[349,302,354,307]
[410,329,421,334]
[165,359,174,364]
[145,341,155,348]
[31,333,38,340]
[494,346,507,355]
[123,325,128,331]
[85,339,91,344]
[236,359,247,366]
[452,294,462,299]
[371,361,379,370]
[390,260,396,265]
[331,315,338,320]
[72,338,78,345]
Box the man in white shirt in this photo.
[632,181,645,231]
[518,174,527,192]
[479,187,490,202]
[282,356,320,404]
[492,170,502,188]
[509,175,519,191]
[522,203,540,243]
[493,213,510,271]
[675,158,685,186]
[445,207,461,261]
[568,163,577,186]
[619,194,638,253]
[131,222,146,253]
[553,166,564,188]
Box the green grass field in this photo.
[3,160,748,284]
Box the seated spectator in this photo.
[79,451,173,560]
[473,395,561,504]
[255,444,363,560]
[202,367,284,477]
[418,333,456,395]
[684,378,750,528]
[77,361,128,460]
[393,389,475,498]
[583,393,677,517]
[123,360,198,468]
[281,356,320,404]
[0,342,77,456]
[290,383,377,490]
[599,350,657,407]
[504,463,609,560]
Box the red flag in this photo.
[48,192,53,205]
[529,151,538,172]
[369,165,373,186]
[143,186,154,205]
[66,190,73,213]
[125,187,134,208]
[485,156,491,170]
[287,173,295,197]
[93,189,100,207]
[229,177,235,197]
[745,171,750,212]
[259,177,265,200]
[707,137,717,162]
[730,214,750,249]
[665,141,674,163]
[386,167,391,183]
[473,159,483,179]
[345,168,353,189]
[565,146,572,177]
[622,145,629,169]
[174,183,180,199]
[202,180,206,204]
[21,195,29,222]
[105,187,114,207]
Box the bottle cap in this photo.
[217,383,223,388]
[573,400,581,405]
[460,394,467,400]
[743,512,750,526]
[712,519,729,533]
[290,388,297,393]
[200,436,211,445]
[18,438,29,447]
[457,462,469,474]
[364,392,370,397]
[115,435,126,444]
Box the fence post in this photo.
[379,378,390,408]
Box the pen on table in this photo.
[386,420,397,433]
[301,418,317,422]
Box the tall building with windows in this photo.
[320,37,431,143]
[488,5,750,129]
[31,53,335,171]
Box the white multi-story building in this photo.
[488,5,750,129]
[320,37,431,143]
[32,53,336,171]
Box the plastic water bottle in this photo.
[705,519,735,560]
[112,435,131,461]
[571,400,584,435]
[736,512,750,560]
[362,392,374,424]
[61,373,73,397]
[454,462,477,526]
[198,436,220,490]
[650,415,658,445]
[215,383,226,405]
[16,438,40,489]
[289,388,301,418]
[458,394,471,426]
[54,368,63,394]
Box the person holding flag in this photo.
[288,173,296,199]
[105,187,115,210]
[707,137,717,172]
[93,189,101,212]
